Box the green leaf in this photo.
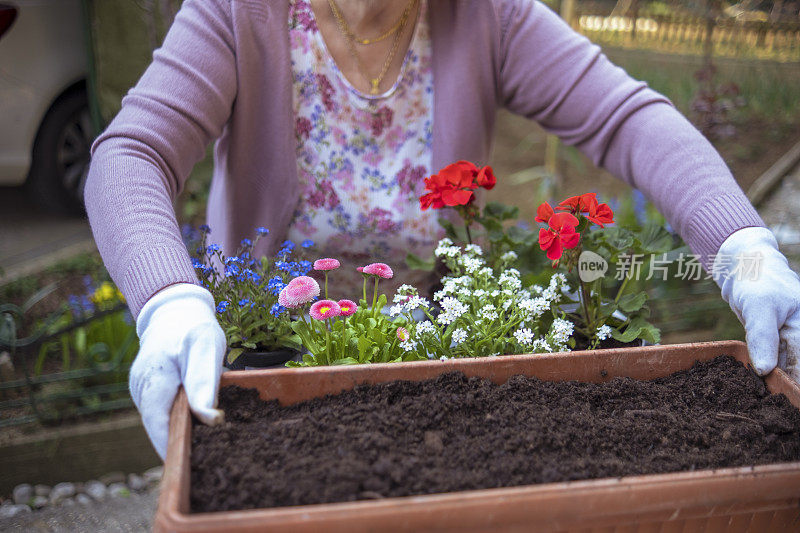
[506,225,537,246]
[599,227,635,251]
[438,218,458,240]
[637,223,674,254]
[406,252,435,271]
[357,336,371,363]
[617,291,647,313]
[611,317,661,344]
[241,342,257,350]
[331,357,359,365]
[482,202,519,221]
[227,348,245,364]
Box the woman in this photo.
[85,0,800,460]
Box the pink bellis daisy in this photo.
[338,299,358,317]
[309,299,341,320]
[362,262,394,279]
[397,327,409,341]
[313,258,341,271]
[278,276,320,308]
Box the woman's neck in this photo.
[326,0,408,37]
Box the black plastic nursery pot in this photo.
[224,348,301,370]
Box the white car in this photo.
[0,0,90,213]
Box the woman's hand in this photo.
[714,227,800,382]
[131,283,226,460]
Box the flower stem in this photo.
[577,276,593,331]
[465,223,473,245]
[362,278,367,306]
[324,272,329,300]
[614,269,633,305]
[324,322,332,365]
[371,278,379,318]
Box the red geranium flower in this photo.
[419,161,478,210]
[587,202,614,227]
[419,161,496,211]
[557,193,598,215]
[476,165,496,190]
[538,212,580,261]
[534,202,555,224]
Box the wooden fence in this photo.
[574,11,800,61]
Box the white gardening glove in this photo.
[131,283,226,460]
[714,227,800,382]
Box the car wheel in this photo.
[26,88,93,214]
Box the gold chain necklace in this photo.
[330,0,415,45]
[328,0,417,95]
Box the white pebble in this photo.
[84,480,107,501]
[0,504,32,518]
[108,483,130,498]
[12,484,32,505]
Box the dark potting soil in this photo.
[191,355,800,512]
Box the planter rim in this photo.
[157,340,800,532]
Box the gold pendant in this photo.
[370,79,380,95]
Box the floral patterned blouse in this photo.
[286,0,440,296]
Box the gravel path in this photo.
[0,489,157,532]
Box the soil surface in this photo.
[191,356,800,512]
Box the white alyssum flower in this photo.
[530,284,544,295]
[479,304,499,322]
[502,299,514,311]
[596,324,613,341]
[462,256,484,274]
[389,305,403,317]
[415,321,436,335]
[437,297,469,326]
[435,238,460,258]
[400,339,417,352]
[520,297,549,318]
[401,295,430,312]
[477,267,494,278]
[472,289,487,298]
[550,318,575,346]
[490,290,500,297]
[513,327,535,345]
[440,355,449,361]
[499,270,522,291]
[541,287,559,302]
[533,338,552,352]
[396,284,416,295]
[500,251,518,262]
[550,272,567,287]
[464,244,483,256]
[451,328,467,345]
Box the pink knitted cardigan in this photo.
[84,0,763,317]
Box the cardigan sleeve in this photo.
[496,0,764,266]
[84,0,237,317]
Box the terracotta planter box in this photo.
[155,341,800,532]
